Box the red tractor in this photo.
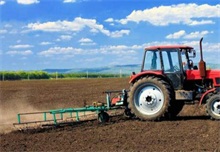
[128,38,220,120]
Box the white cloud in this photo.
[166,30,186,39]
[63,0,76,3]
[38,47,83,57]
[188,20,215,26]
[118,3,220,26]
[97,44,141,56]
[80,42,96,46]
[184,31,213,39]
[0,30,7,34]
[27,17,106,32]
[6,50,33,55]
[17,0,39,5]
[38,44,141,57]
[105,18,114,23]
[9,44,33,49]
[26,17,130,38]
[166,30,213,39]
[182,41,220,53]
[90,28,99,33]
[106,45,142,51]
[40,42,52,45]
[111,30,130,38]
[79,38,93,43]
[36,41,220,66]
[78,38,96,46]
[60,35,72,41]
[0,1,5,5]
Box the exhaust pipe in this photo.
[199,37,206,78]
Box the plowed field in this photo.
[0,78,219,151]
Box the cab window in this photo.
[162,49,180,72]
[144,50,161,70]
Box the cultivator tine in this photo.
[18,124,28,131]
[14,121,51,131]
[14,124,28,132]
[13,124,23,131]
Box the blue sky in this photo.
[0,0,219,70]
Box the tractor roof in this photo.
[145,45,193,51]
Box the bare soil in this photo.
[0,78,219,152]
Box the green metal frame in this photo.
[13,90,127,126]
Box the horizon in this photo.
[0,0,219,71]
[1,62,220,72]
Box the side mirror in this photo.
[189,49,196,58]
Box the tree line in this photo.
[0,71,127,81]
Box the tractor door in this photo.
[161,49,184,89]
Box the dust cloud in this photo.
[0,98,97,133]
[0,97,40,134]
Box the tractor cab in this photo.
[141,45,195,89]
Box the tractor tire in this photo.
[206,94,220,120]
[128,76,172,121]
[98,111,109,123]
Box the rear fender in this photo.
[129,71,164,84]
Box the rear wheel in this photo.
[206,94,220,120]
[128,76,172,121]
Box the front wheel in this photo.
[206,94,220,120]
[128,77,172,121]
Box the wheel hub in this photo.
[212,101,220,115]
[145,95,155,105]
[135,85,164,115]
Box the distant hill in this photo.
[43,63,220,74]
[43,69,73,73]
[43,64,141,74]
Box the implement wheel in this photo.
[206,94,220,120]
[128,76,172,121]
[98,111,109,123]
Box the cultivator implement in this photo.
[13,90,130,130]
